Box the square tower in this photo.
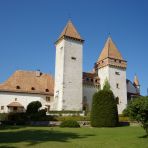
[52,20,84,111]
[95,37,127,114]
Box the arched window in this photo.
[116,97,119,104]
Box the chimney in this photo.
[36,70,41,77]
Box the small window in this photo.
[31,87,35,90]
[15,98,17,101]
[114,59,117,62]
[115,72,120,75]
[45,89,49,92]
[116,83,119,88]
[102,60,104,63]
[71,57,76,60]
[86,78,89,81]
[16,85,20,89]
[119,60,121,63]
[1,106,4,110]
[91,79,93,82]
[116,97,119,104]
[46,97,50,102]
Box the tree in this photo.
[103,79,110,90]
[26,101,42,114]
[90,89,119,127]
[127,96,148,135]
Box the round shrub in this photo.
[60,120,80,128]
[91,90,119,127]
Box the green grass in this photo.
[0,126,147,148]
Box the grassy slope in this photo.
[0,126,147,148]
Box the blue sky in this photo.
[0,0,147,95]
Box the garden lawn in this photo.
[0,126,147,148]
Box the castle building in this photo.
[0,70,54,113]
[0,20,140,114]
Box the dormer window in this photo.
[45,89,49,92]
[31,87,35,90]
[16,85,20,89]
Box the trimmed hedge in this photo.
[55,115,90,121]
[60,120,80,128]
[91,90,119,127]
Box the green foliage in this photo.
[60,120,80,128]
[126,96,148,135]
[7,113,28,125]
[55,115,90,121]
[48,110,82,116]
[26,101,42,114]
[0,113,8,121]
[91,90,119,127]
[122,108,129,117]
[103,79,111,90]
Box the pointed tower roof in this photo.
[98,36,123,62]
[134,75,140,86]
[56,20,84,44]
[95,36,127,70]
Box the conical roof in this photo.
[98,37,123,62]
[56,20,83,43]
[134,75,140,86]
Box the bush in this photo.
[60,120,80,128]
[7,113,27,125]
[0,113,8,121]
[26,101,42,114]
[91,90,119,127]
[126,96,148,135]
[56,115,90,121]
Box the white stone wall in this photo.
[83,84,98,110]
[53,38,83,111]
[98,66,127,114]
[0,92,54,113]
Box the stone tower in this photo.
[52,20,84,111]
[95,36,127,114]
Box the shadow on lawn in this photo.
[139,134,148,138]
[0,127,94,147]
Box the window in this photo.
[46,97,50,102]
[16,85,20,89]
[86,78,89,81]
[31,87,35,90]
[116,97,119,104]
[71,57,76,60]
[15,98,17,101]
[115,72,120,75]
[119,60,121,63]
[114,59,117,62]
[1,106,4,110]
[91,79,93,82]
[116,83,119,88]
[13,107,17,111]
